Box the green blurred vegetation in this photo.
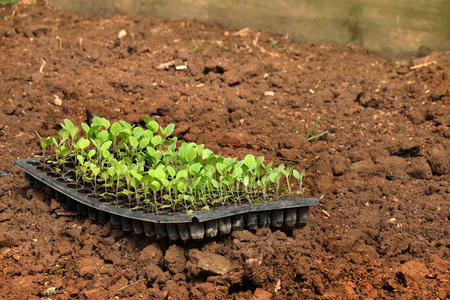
[1,0,20,7]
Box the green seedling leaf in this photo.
[133,126,144,134]
[222,179,230,188]
[191,39,202,54]
[167,137,177,150]
[37,133,54,151]
[62,119,79,139]
[153,151,163,163]
[62,119,74,129]
[232,167,243,177]
[81,122,91,136]
[102,149,111,160]
[176,170,188,179]
[164,124,175,137]
[247,162,257,171]
[51,136,59,148]
[162,152,173,165]
[69,126,79,140]
[100,117,111,130]
[160,178,169,187]
[243,154,256,166]
[90,164,101,176]
[201,149,214,160]
[142,175,152,185]
[76,138,90,149]
[115,163,127,176]
[87,149,96,159]
[293,169,305,180]
[269,172,278,182]
[151,135,162,147]
[276,173,283,182]
[145,119,159,133]
[235,160,244,170]
[129,136,138,149]
[185,147,197,162]
[211,178,219,188]
[204,164,216,176]
[133,132,144,143]
[177,181,185,192]
[58,128,69,140]
[130,169,140,178]
[129,177,139,189]
[193,177,201,188]
[142,130,153,139]
[216,162,226,175]
[119,128,132,140]
[243,175,249,187]
[92,116,102,126]
[150,181,161,192]
[146,147,156,157]
[204,170,212,180]
[189,163,202,175]
[101,170,109,179]
[196,144,204,156]
[60,147,70,157]
[264,162,274,173]
[110,122,122,134]
[140,138,150,149]
[95,130,109,144]
[167,165,176,178]
[286,165,294,175]
[77,155,84,164]
[154,168,166,180]
[224,157,236,166]
[101,141,112,151]
[299,169,305,179]
[120,189,132,196]
[255,167,263,178]
[256,156,264,165]
[119,120,132,130]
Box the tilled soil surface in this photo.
[1,1,450,299]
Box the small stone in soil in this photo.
[40,287,57,297]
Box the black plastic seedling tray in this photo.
[16,158,319,240]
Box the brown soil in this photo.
[1,1,450,299]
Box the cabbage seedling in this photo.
[36,132,54,170]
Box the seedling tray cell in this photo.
[16,158,319,240]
